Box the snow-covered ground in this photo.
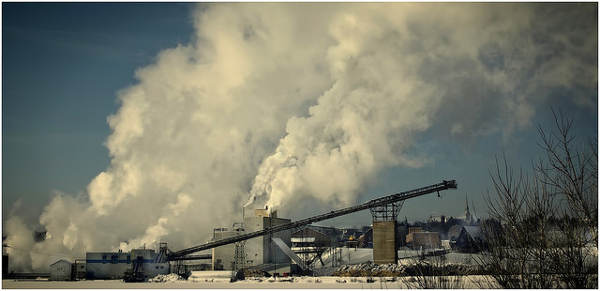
[315,247,484,268]
[3,275,497,289]
[318,247,373,267]
[398,251,484,266]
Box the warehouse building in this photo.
[49,259,72,281]
[86,251,131,279]
[130,248,170,279]
[85,248,169,280]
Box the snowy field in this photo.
[317,247,484,268]
[3,275,496,289]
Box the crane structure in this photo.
[168,179,457,260]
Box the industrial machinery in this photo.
[168,180,457,261]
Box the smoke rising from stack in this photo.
[4,3,596,271]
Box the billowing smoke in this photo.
[4,3,596,271]
[245,3,597,214]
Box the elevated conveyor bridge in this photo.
[168,180,457,260]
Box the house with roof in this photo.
[453,225,485,252]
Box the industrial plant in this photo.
[4,176,597,289]
[7,180,465,282]
[3,176,593,290]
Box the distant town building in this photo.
[453,225,484,252]
[428,215,446,223]
[448,224,463,241]
[441,239,451,249]
[408,227,424,234]
[463,194,479,225]
[406,232,441,249]
[395,221,408,247]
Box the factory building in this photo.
[211,227,241,270]
[130,248,170,279]
[244,209,291,267]
[86,251,131,279]
[211,208,292,271]
[85,248,168,280]
[49,259,72,281]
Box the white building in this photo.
[211,208,292,271]
[86,251,130,279]
[243,209,291,267]
[49,259,72,281]
[85,249,168,280]
[130,248,170,279]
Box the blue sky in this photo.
[3,3,195,223]
[2,3,597,230]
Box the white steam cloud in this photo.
[4,3,596,271]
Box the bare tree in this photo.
[480,110,598,289]
[536,109,598,234]
[401,256,466,289]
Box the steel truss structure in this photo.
[168,180,457,260]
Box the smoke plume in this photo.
[4,3,596,271]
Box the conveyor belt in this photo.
[167,254,212,261]
[168,180,457,259]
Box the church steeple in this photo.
[465,193,472,224]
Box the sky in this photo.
[1,3,597,271]
[3,3,195,224]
